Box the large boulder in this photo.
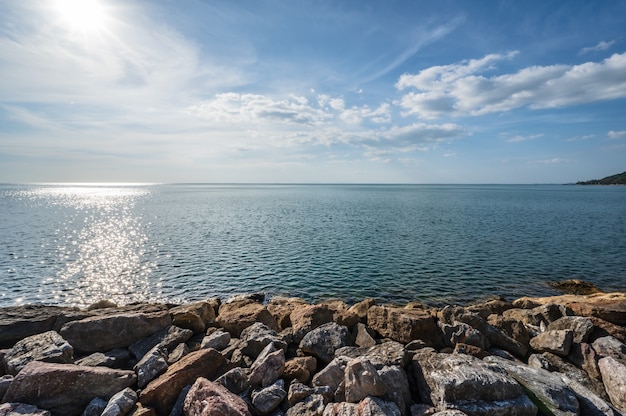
[411,351,537,415]
[290,304,334,343]
[59,309,171,353]
[240,322,287,357]
[139,348,225,416]
[101,387,137,416]
[248,343,285,388]
[378,365,412,416]
[348,298,376,324]
[299,322,351,363]
[128,325,193,360]
[591,336,626,361]
[598,357,626,412]
[2,361,136,416]
[335,341,410,369]
[266,296,309,330]
[251,379,287,415]
[344,357,386,403]
[169,301,216,334]
[75,348,129,369]
[529,330,573,357]
[217,300,278,337]
[547,316,595,344]
[0,403,51,415]
[367,306,443,347]
[4,331,73,375]
[183,377,251,416]
[134,346,168,389]
[283,356,317,383]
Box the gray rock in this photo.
[354,323,376,348]
[240,322,287,358]
[286,394,326,416]
[75,348,129,369]
[548,316,595,344]
[592,336,626,361]
[60,309,172,354]
[0,374,14,398]
[300,322,351,363]
[485,355,579,416]
[167,342,189,364]
[252,379,287,415]
[503,303,572,327]
[200,330,231,351]
[323,397,401,416]
[538,352,609,401]
[4,330,73,375]
[101,387,137,416]
[0,403,51,415]
[412,351,537,415]
[431,411,469,416]
[598,356,626,412]
[168,384,191,416]
[134,345,168,388]
[527,354,551,371]
[438,321,490,350]
[249,343,285,387]
[3,361,136,416]
[81,397,108,416]
[312,357,349,393]
[378,365,412,416]
[529,329,573,356]
[128,325,193,360]
[560,373,622,416]
[335,341,409,369]
[183,377,251,416]
[215,367,250,394]
[367,305,443,347]
[344,357,387,403]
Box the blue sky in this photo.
[1,0,625,183]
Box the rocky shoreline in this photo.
[1,287,626,416]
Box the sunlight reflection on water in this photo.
[20,185,159,306]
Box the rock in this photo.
[378,365,412,416]
[438,306,527,358]
[75,348,129,369]
[588,317,626,344]
[286,394,326,416]
[367,306,443,347]
[290,305,335,343]
[287,381,314,405]
[412,351,537,415]
[167,343,189,364]
[0,375,13,398]
[538,352,609,400]
[549,279,603,295]
[134,346,168,389]
[547,316,595,344]
[466,298,513,319]
[0,305,90,349]
[101,387,137,416]
[559,374,622,416]
[0,403,51,415]
[81,397,108,416]
[503,303,572,328]
[267,297,309,330]
[283,356,318,383]
[240,322,287,357]
[127,403,157,416]
[4,331,73,375]
[128,325,193,360]
[453,343,489,359]
[139,348,225,416]
[251,379,287,415]
[3,361,136,416]
[438,321,490,350]
[354,323,376,348]
[86,300,119,310]
[323,300,360,330]
[527,354,551,371]
[201,330,231,351]
[598,357,626,412]
[348,299,376,324]
[568,342,602,380]
[215,367,249,394]
[485,355,579,416]
[430,411,468,416]
[487,315,531,347]
[217,299,278,337]
[335,341,410,369]
[592,336,626,361]
[323,397,401,416]
[168,384,191,416]
[300,322,352,363]
[344,357,387,403]
[249,343,285,387]
[60,309,171,354]
[183,377,251,416]
[529,329,573,356]
[312,357,349,393]
[170,301,216,334]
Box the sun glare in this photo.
[54,0,108,35]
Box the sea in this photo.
[0,183,625,308]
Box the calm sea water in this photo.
[0,184,625,308]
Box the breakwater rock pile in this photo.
[1,290,626,416]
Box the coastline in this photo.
[1,287,626,415]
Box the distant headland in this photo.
[577,171,626,185]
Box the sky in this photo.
[1,0,625,184]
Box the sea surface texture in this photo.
[1,184,625,307]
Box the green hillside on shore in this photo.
[577,171,626,185]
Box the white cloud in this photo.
[396,52,626,119]
[506,134,544,143]
[608,130,626,139]
[531,158,575,165]
[579,40,615,55]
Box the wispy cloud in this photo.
[579,40,615,55]
[396,52,626,119]
[506,134,544,143]
[608,130,626,139]
[531,158,575,165]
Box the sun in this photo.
[54,0,108,35]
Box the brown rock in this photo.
[529,330,573,356]
[354,323,376,348]
[548,279,603,295]
[567,342,602,380]
[59,309,171,353]
[467,298,514,319]
[487,314,531,347]
[323,300,360,330]
[588,316,626,344]
[283,356,317,383]
[139,348,225,416]
[348,298,376,324]
[3,361,136,416]
[170,301,216,334]
[367,305,443,347]
[128,403,157,416]
[502,304,571,327]
[183,377,251,416]
[344,357,387,403]
[266,296,309,330]
[217,300,278,337]
[290,304,334,343]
